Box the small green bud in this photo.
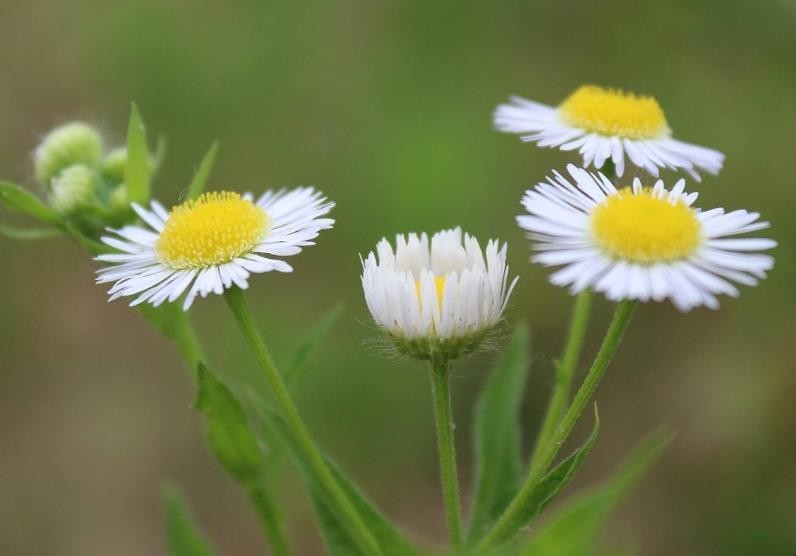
[34,122,103,186]
[109,183,129,212]
[101,147,128,185]
[48,164,97,215]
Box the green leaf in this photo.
[0,222,61,240]
[162,486,217,556]
[518,406,600,526]
[187,142,219,200]
[0,181,60,224]
[251,396,415,556]
[195,363,264,485]
[521,429,674,556]
[467,323,531,543]
[126,103,151,204]
[284,303,344,387]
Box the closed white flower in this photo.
[518,164,775,311]
[495,85,724,180]
[361,228,517,360]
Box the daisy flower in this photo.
[518,164,775,311]
[361,228,517,360]
[96,188,334,310]
[494,84,724,180]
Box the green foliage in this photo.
[517,407,600,526]
[162,486,217,556]
[252,398,416,556]
[194,363,264,485]
[0,222,61,240]
[0,181,61,224]
[467,323,530,543]
[187,142,219,200]
[125,103,151,204]
[284,303,344,387]
[521,429,674,556]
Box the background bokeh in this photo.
[1,1,794,554]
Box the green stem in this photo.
[475,300,637,552]
[527,289,593,470]
[223,287,383,556]
[248,482,291,556]
[429,359,463,554]
[168,308,204,376]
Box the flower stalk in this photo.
[475,299,637,552]
[429,358,463,554]
[223,286,383,556]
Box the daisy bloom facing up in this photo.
[361,228,517,361]
[96,188,334,310]
[495,84,724,180]
[518,164,775,311]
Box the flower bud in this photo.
[101,147,127,186]
[34,122,103,186]
[48,164,97,215]
[109,183,129,212]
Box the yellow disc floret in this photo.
[591,188,701,263]
[416,276,447,309]
[156,192,267,269]
[559,85,669,139]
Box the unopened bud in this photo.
[48,164,96,215]
[34,122,103,186]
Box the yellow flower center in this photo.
[559,85,669,139]
[156,192,267,269]
[416,276,447,308]
[591,188,701,263]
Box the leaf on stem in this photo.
[162,486,217,556]
[0,181,60,224]
[0,222,61,240]
[468,323,531,543]
[126,103,151,204]
[187,142,219,200]
[195,362,264,485]
[250,395,416,556]
[284,303,344,387]
[521,428,674,556]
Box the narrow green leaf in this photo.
[195,363,264,485]
[467,323,531,543]
[0,222,61,240]
[517,406,600,526]
[284,303,344,387]
[0,181,60,224]
[521,429,674,556]
[251,395,416,556]
[162,486,217,556]
[126,103,150,204]
[187,143,219,200]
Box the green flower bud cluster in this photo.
[32,121,153,234]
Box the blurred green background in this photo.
[1,1,794,554]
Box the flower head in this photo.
[494,85,724,180]
[361,228,517,360]
[96,187,334,310]
[518,165,775,311]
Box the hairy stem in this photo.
[224,286,383,556]
[429,359,463,554]
[475,300,637,552]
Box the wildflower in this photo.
[517,164,775,311]
[95,188,334,309]
[495,85,724,180]
[361,228,517,360]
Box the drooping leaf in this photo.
[187,142,219,200]
[521,429,674,556]
[0,222,61,240]
[250,394,416,556]
[195,363,264,485]
[125,103,151,204]
[284,303,344,387]
[0,181,60,224]
[162,486,217,556]
[516,406,600,527]
[467,323,531,543]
